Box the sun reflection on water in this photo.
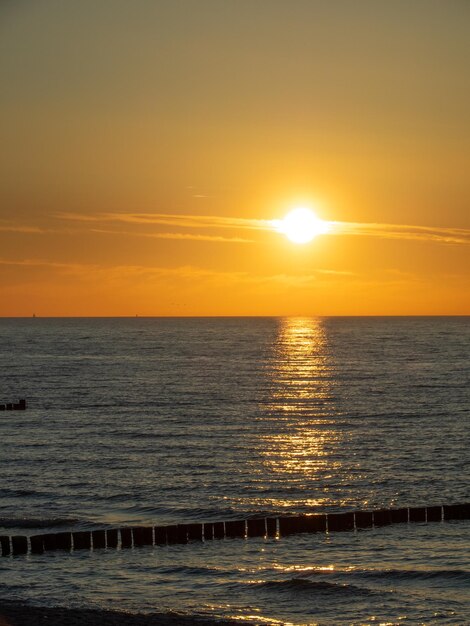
[260,318,342,507]
[269,317,332,411]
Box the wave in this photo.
[256,578,375,596]
[355,568,470,582]
[114,503,279,521]
[156,564,230,576]
[0,517,83,530]
[0,600,230,626]
[0,487,42,498]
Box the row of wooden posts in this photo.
[1,503,468,558]
[0,399,26,411]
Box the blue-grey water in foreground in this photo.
[0,317,469,625]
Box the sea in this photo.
[0,316,469,625]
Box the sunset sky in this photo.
[1,0,469,316]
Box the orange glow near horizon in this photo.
[0,3,469,316]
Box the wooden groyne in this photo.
[0,399,26,411]
[1,503,469,557]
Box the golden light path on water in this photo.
[260,318,343,510]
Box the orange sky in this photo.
[1,1,469,316]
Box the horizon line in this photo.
[1,314,469,319]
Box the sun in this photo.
[278,207,330,244]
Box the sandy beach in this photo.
[0,603,235,626]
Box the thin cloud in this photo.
[0,258,73,268]
[0,257,355,285]
[314,268,356,276]
[58,211,272,231]
[89,228,254,243]
[0,225,46,234]
[56,211,470,245]
[330,221,470,245]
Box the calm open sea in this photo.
[0,317,469,625]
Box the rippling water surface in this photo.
[0,317,469,624]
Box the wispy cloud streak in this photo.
[89,228,254,243]
[0,225,46,234]
[58,212,272,231]
[329,221,470,245]
[56,211,470,245]
[0,257,355,284]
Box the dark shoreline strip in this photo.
[2,503,469,557]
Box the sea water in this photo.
[0,317,468,624]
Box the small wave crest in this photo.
[157,564,229,576]
[0,488,47,498]
[257,578,374,596]
[357,568,470,582]
[0,517,81,530]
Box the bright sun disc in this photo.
[279,208,329,244]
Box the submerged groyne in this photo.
[1,503,468,557]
